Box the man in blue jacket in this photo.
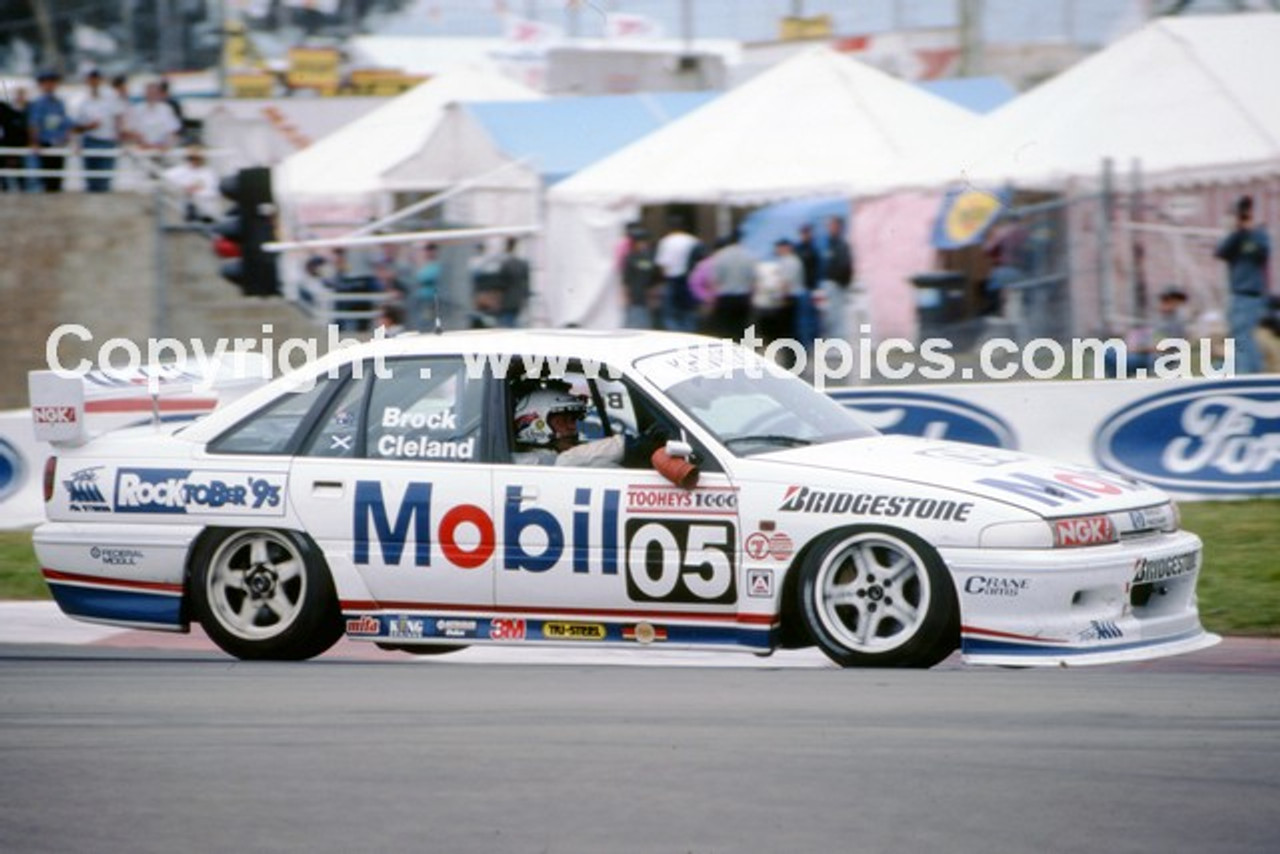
[1215,196,1271,374]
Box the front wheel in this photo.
[799,529,958,668]
[191,528,343,661]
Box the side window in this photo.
[300,374,370,458]
[209,377,335,455]
[365,358,484,462]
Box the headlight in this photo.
[979,520,1054,549]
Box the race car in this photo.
[30,330,1218,667]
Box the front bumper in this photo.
[940,530,1220,667]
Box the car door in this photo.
[288,356,495,622]
[492,366,742,641]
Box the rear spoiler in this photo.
[29,355,271,446]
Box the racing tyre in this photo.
[376,643,467,656]
[192,528,344,661]
[799,528,958,668]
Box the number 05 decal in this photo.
[625,519,737,604]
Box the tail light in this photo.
[43,456,56,503]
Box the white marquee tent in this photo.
[273,65,542,234]
[543,47,979,328]
[886,13,1280,190]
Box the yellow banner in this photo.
[287,47,341,94]
[779,14,832,41]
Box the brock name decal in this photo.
[352,481,738,604]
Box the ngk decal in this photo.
[1053,515,1116,547]
[32,406,77,424]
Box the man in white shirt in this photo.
[73,69,124,192]
[126,81,181,165]
[163,147,220,222]
[655,217,702,333]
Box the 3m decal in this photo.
[779,486,972,522]
[489,618,527,641]
[625,519,737,604]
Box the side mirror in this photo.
[664,439,694,459]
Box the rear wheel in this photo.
[799,529,958,668]
[191,528,343,661]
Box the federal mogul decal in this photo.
[1133,551,1198,584]
[113,468,285,515]
[779,486,973,522]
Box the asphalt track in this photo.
[1,606,1278,854]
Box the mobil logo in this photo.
[353,481,620,573]
[830,390,1016,449]
[1094,379,1280,494]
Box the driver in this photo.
[511,380,663,468]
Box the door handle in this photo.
[311,480,345,498]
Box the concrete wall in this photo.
[0,193,324,409]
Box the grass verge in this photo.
[0,499,1276,634]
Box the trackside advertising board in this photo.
[831,375,1280,499]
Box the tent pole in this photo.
[1098,157,1115,334]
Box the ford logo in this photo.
[1094,379,1280,494]
[829,390,1017,449]
[0,438,23,503]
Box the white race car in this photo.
[31,330,1218,667]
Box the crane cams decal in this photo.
[829,390,1017,448]
[1094,379,1280,494]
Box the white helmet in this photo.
[514,384,587,447]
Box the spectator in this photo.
[821,215,855,341]
[28,70,74,193]
[126,81,181,161]
[157,77,191,144]
[475,237,529,328]
[415,242,442,331]
[1108,287,1192,378]
[793,222,822,348]
[687,237,723,333]
[621,230,660,329]
[0,85,29,191]
[655,215,703,332]
[708,230,757,340]
[376,302,407,337]
[753,239,802,354]
[983,211,1031,335]
[73,68,124,192]
[1215,195,1271,375]
[162,146,220,221]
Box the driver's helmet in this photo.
[513,382,588,447]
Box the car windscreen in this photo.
[635,347,877,456]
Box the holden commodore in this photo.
[30,330,1218,667]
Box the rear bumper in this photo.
[34,522,200,631]
[941,530,1219,667]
